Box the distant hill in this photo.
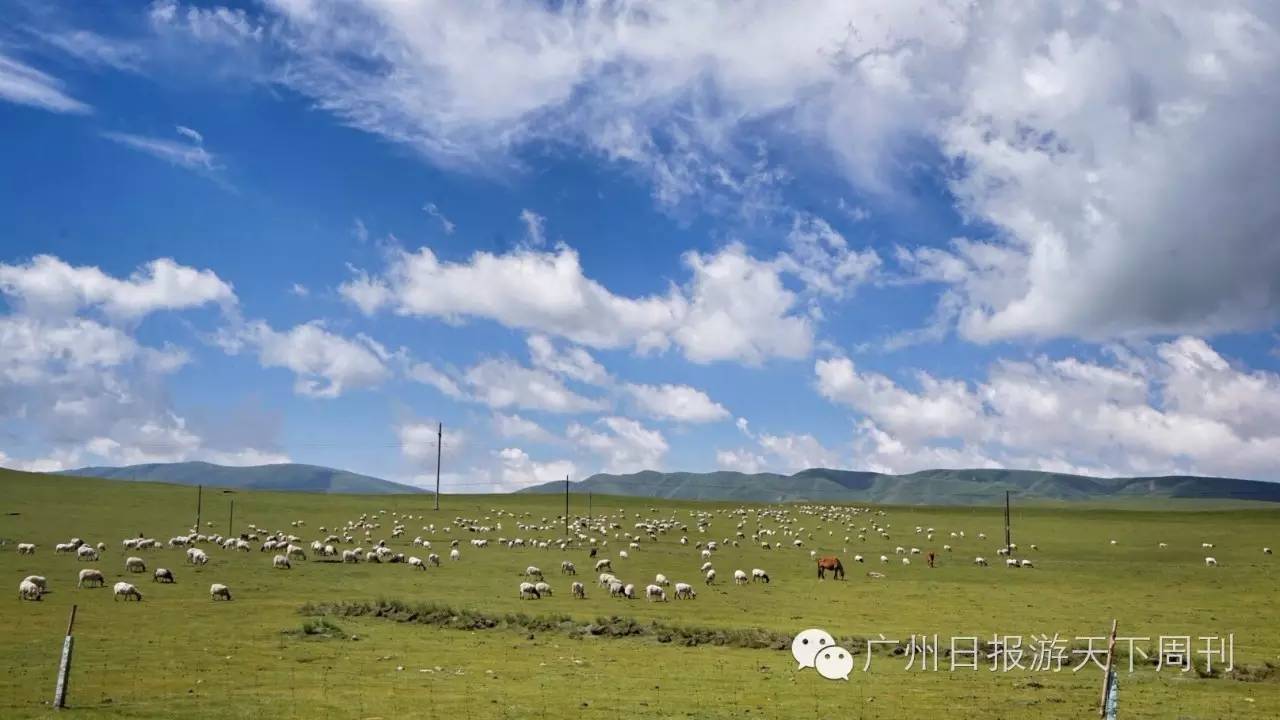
[518,468,1280,505]
[57,461,425,495]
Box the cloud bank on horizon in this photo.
[1,0,1278,490]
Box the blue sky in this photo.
[2,1,1279,489]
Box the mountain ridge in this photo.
[517,467,1280,504]
[56,461,426,495]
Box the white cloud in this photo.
[37,30,145,72]
[0,52,92,114]
[624,382,729,423]
[423,202,456,235]
[405,360,464,399]
[492,413,556,444]
[397,421,466,467]
[159,0,1280,343]
[816,337,1280,479]
[103,126,219,173]
[289,283,309,297]
[492,447,575,491]
[756,433,841,472]
[519,209,546,247]
[220,321,391,398]
[462,359,603,414]
[568,416,667,474]
[526,334,609,385]
[715,448,766,474]
[0,254,235,321]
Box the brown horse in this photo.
[817,556,845,580]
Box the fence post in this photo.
[54,604,77,709]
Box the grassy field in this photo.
[2,468,1278,719]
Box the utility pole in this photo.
[228,499,234,538]
[564,475,570,537]
[434,421,442,511]
[1004,490,1012,553]
[587,491,592,526]
[195,485,202,530]
[53,604,77,709]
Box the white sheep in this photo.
[1202,543,1215,549]
[752,568,770,583]
[287,544,307,561]
[879,555,888,563]
[700,549,711,561]
[534,581,553,596]
[571,581,586,598]
[19,579,43,601]
[623,583,636,599]
[428,553,441,566]
[78,569,105,588]
[674,582,696,600]
[699,561,713,572]
[1204,557,1218,567]
[854,555,864,563]
[153,568,175,583]
[272,554,291,570]
[1020,559,1034,568]
[210,583,232,601]
[342,549,359,563]
[525,566,543,579]
[113,581,142,601]
[733,569,749,584]
[18,543,37,555]
[619,550,629,560]
[408,556,425,570]
[561,560,576,575]
[974,557,988,567]
[901,557,911,566]
[705,569,716,584]
[519,581,540,599]
[1158,542,1168,548]
[608,580,626,597]
[125,556,146,573]
[645,584,667,602]
[449,548,460,561]
[1006,558,1019,567]
[187,548,209,565]
[654,573,670,586]
[594,559,612,572]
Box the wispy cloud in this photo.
[102,125,219,174]
[36,29,145,72]
[0,52,92,114]
[423,202,455,235]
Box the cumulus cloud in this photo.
[526,334,609,385]
[491,413,556,444]
[463,359,603,414]
[623,382,729,423]
[490,447,575,492]
[153,0,1280,344]
[568,416,667,474]
[219,321,391,398]
[817,337,1280,479]
[0,255,235,320]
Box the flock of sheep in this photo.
[13,503,1274,608]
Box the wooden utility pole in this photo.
[434,422,442,512]
[228,499,234,538]
[1004,490,1012,553]
[195,485,202,530]
[564,475,570,537]
[587,491,592,526]
[1099,619,1118,717]
[53,604,77,708]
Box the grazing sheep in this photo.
[17,543,36,555]
[525,566,544,579]
[705,569,716,584]
[608,580,626,597]
[1006,558,1019,567]
[519,582,540,599]
[752,568,770,583]
[534,581,553,596]
[674,582,696,600]
[594,559,612,572]
[125,556,146,573]
[853,555,864,563]
[561,560,576,575]
[153,568,175,583]
[272,554,291,570]
[623,583,636,599]
[19,579,43,601]
[619,550,629,560]
[654,573,670,587]
[1020,559,1034,568]
[55,543,75,554]
[645,584,667,602]
[879,555,888,563]
[974,557,988,567]
[210,583,232,601]
[113,582,142,601]
[342,550,359,563]
[1158,542,1168,548]
[78,569,105,588]
[364,551,380,563]
[449,548,460,561]
[733,569,749,585]
[943,545,952,552]
[408,556,425,570]
[71,545,93,561]
[1205,557,1218,567]
[1029,544,1038,551]
[428,553,441,567]
[598,572,617,588]
[571,581,586,599]
[287,544,307,561]
[901,557,911,566]
[187,548,209,565]
[1202,543,1215,549]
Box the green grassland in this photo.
[2,468,1278,719]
